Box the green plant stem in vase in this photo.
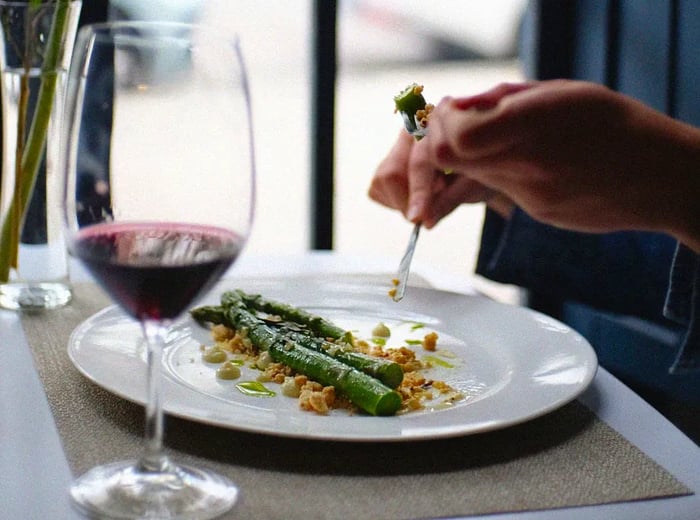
[0,0,81,309]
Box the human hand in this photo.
[371,79,700,250]
[426,80,700,249]
[368,130,514,228]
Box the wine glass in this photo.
[60,22,255,518]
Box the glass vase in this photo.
[0,0,82,310]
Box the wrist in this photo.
[485,193,515,220]
[641,115,700,254]
[671,200,700,254]
[666,146,700,254]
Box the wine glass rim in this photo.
[79,20,240,46]
[0,0,81,5]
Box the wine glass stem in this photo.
[139,319,170,473]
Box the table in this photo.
[2,252,699,519]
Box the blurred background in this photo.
[109,0,527,301]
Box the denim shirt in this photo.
[475,208,699,401]
[665,243,700,373]
[477,208,679,324]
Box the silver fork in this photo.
[392,102,429,302]
[392,221,421,302]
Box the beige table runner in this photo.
[22,279,692,520]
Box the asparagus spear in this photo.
[222,302,402,416]
[222,289,351,343]
[277,327,404,389]
[191,304,404,389]
[191,304,226,326]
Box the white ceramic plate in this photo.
[68,278,598,442]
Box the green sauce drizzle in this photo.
[423,355,455,369]
[236,381,276,397]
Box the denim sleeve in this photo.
[476,208,678,324]
[664,244,700,373]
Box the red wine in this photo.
[73,223,243,321]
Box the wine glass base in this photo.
[0,281,72,310]
[70,459,238,519]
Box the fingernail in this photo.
[406,202,421,222]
